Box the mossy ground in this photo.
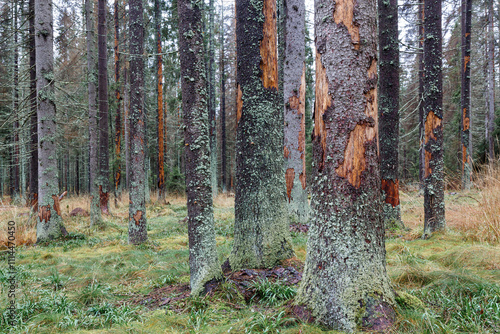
[0,188,498,333]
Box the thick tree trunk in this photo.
[128,0,147,244]
[124,63,130,190]
[114,0,122,202]
[296,0,395,329]
[98,0,110,214]
[418,3,425,190]
[487,0,495,161]
[231,0,294,270]
[283,0,308,224]
[378,0,402,229]
[86,0,101,226]
[461,0,472,189]
[220,20,227,193]
[178,0,222,294]
[208,0,218,198]
[156,0,165,199]
[422,0,445,236]
[29,0,38,210]
[12,0,20,200]
[36,0,67,242]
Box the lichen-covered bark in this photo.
[12,0,20,199]
[220,22,227,194]
[283,0,308,224]
[86,0,101,227]
[208,0,218,198]
[231,0,294,270]
[156,0,165,199]
[422,0,445,237]
[36,0,68,242]
[98,0,110,215]
[418,3,425,191]
[178,0,222,295]
[296,0,395,330]
[461,0,472,190]
[486,0,495,162]
[128,0,147,244]
[29,0,38,210]
[378,0,402,229]
[114,0,122,200]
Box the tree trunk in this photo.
[231,0,294,270]
[422,0,445,237]
[156,0,165,199]
[86,0,101,226]
[220,16,227,194]
[29,0,38,210]
[283,0,308,224]
[36,0,67,242]
[378,0,402,229]
[124,62,130,190]
[178,0,222,294]
[207,0,217,198]
[487,0,495,162]
[128,0,147,244]
[98,0,110,214]
[295,0,395,329]
[461,0,472,189]
[12,0,20,199]
[418,3,425,191]
[114,0,122,202]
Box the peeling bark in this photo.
[231,0,294,270]
[296,0,395,329]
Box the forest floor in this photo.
[0,172,499,333]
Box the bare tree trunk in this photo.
[461,0,472,189]
[487,0,495,161]
[36,0,67,241]
[114,0,122,203]
[208,0,218,197]
[423,0,445,237]
[220,14,227,194]
[12,0,20,199]
[128,0,147,244]
[418,3,425,191]
[156,0,165,199]
[29,0,38,210]
[124,62,130,190]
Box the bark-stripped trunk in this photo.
[12,0,20,199]
[36,0,67,241]
[98,0,110,214]
[231,0,294,270]
[422,0,445,236]
[296,0,395,329]
[283,0,308,224]
[487,0,495,161]
[378,0,402,228]
[178,0,222,294]
[156,0,165,199]
[208,0,218,197]
[29,0,38,210]
[114,0,122,202]
[461,0,472,189]
[86,0,101,226]
[128,0,147,244]
[418,3,425,190]
[220,18,227,193]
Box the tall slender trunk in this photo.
[220,15,227,193]
[231,0,294,270]
[283,0,308,224]
[76,150,80,195]
[114,0,122,202]
[379,0,402,228]
[487,0,495,161]
[36,0,67,241]
[128,0,147,244]
[423,0,445,236]
[29,0,38,210]
[156,0,165,199]
[418,3,425,190]
[296,0,395,327]
[208,0,217,197]
[124,62,130,190]
[461,0,472,189]
[12,0,20,199]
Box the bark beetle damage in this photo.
[462,144,467,173]
[335,60,378,188]
[51,194,62,216]
[297,66,306,153]
[133,210,143,225]
[285,168,295,202]
[237,84,242,124]
[333,0,360,50]
[424,110,442,178]
[99,185,110,215]
[462,108,470,131]
[314,52,331,169]
[38,205,51,223]
[284,146,290,158]
[381,179,400,207]
[463,55,470,72]
[259,0,278,89]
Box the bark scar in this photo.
[133,210,143,226]
[259,0,278,89]
[381,179,400,207]
[424,110,442,178]
[237,84,242,124]
[285,168,295,202]
[314,52,331,170]
[333,0,360,49]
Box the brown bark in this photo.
[29,0,38,209]
[156,0,165,199]
[114,0,122,201]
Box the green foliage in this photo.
[166,166,186,194]
[245,310,295,333]
[76,280,110,306]
[250,278,296,306]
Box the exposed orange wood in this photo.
[39,205,51,223]
[462,108,470,131]
[259,0,278,89]
[424,110,442,143]
[285,168,295,202]
[237,84,242,124]
[284,146,290,158]
[333,0,360,49]
[314,53,331,168]
[99,186,110,215]
[464,55,470,72]
[133,210,143,225]
[381,179,400,207]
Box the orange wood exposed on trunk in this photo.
[424,110,442,178]
[314,53,330,169]
[237,84,242,124]
[381,179,400,207]
[285,168,295,202]
[333,0,360,49]
[133,210,143,225]
[259,0,278,89]
[99,186,110,215]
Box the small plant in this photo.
[188,309,208,333]
[154,274,177,287]
[76,279,109,306]
[46,270,64,291]
[250,278,296,306]
[245,310,295,333]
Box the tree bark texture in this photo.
[487,0,495,161]
[378,0,402,229]
[461,0,472,189]
[29,0,38,209]
[231,0,294,270]
[156,0,165,199]
[36,0,68,242]
[220,18,227,194]
[283,0,308,224]
[128,0,147,244]
[208,0,218,197]
[114,0,122,200]
[86,0,101,226]
[12,0,20,199]
[423,0,445,236]
[98,0,110,214]
[418,3,425,190]
[296,0,395,329]
[178,0,222,295]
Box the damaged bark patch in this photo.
[237,84,242,124]
[99,186,110,215]
[284,146,290,158]
[298,66,306,153]
[314,53,331,169]
[381,179,400,207]
[335,124,368,188]
[424,110,442,143]
[333,0,360,49]
[259,0,278,89]
[299,171,306,189]
[462,108,470,131]
[39,205,51,223]
[285,168,295,202]
[462,145,467,172]
[133,210,143,225]
[51,195,62,216]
